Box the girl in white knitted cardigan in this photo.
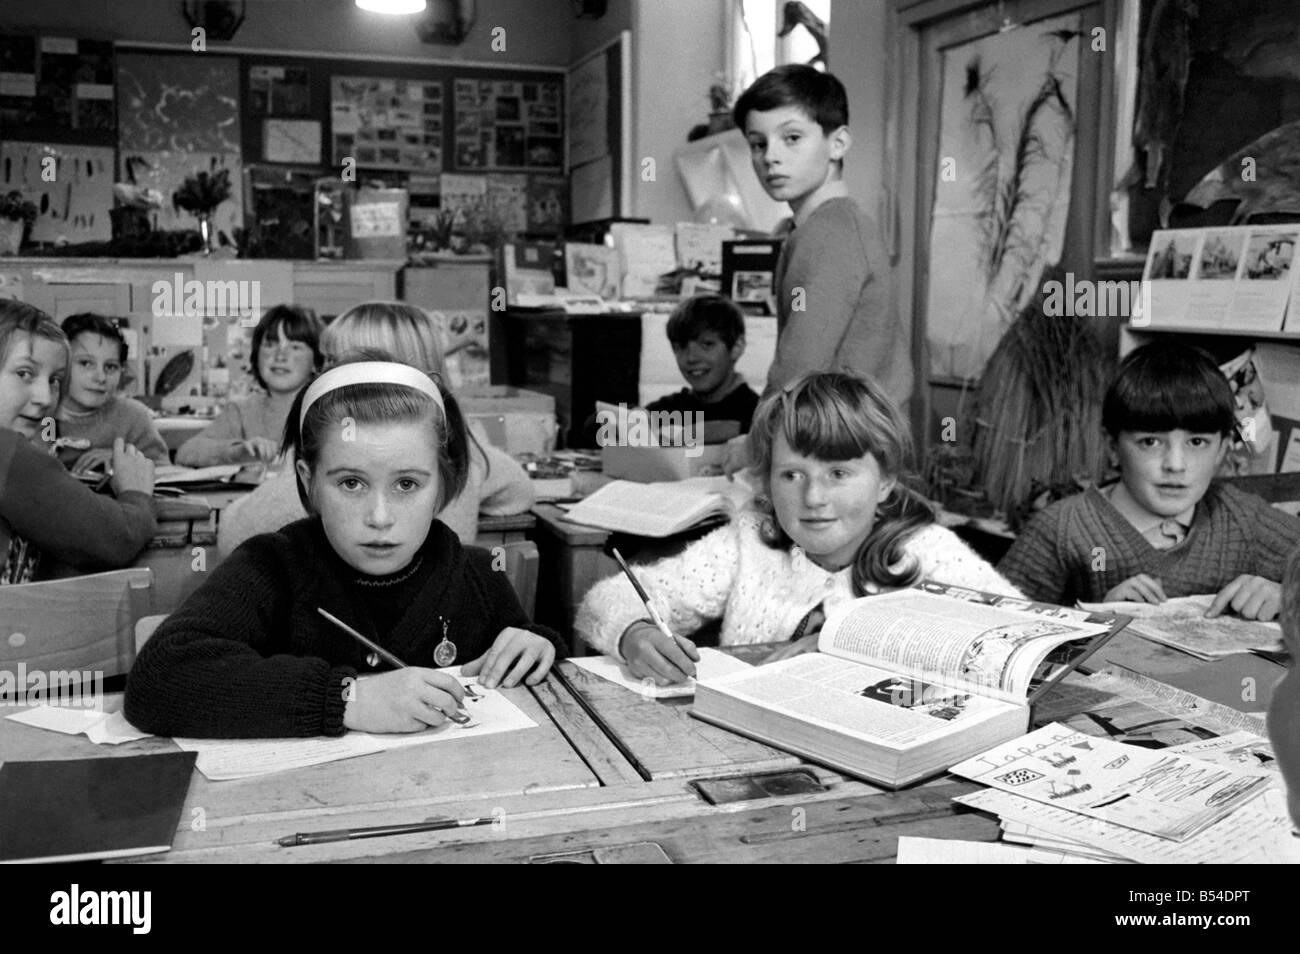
[575,372,1021,686]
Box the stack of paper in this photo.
[930,720,1297,864]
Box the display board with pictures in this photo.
[0,33,115,144]
[331,75,444,173]
[1141,224,1300,334]
[452,77,562,171]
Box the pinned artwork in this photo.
[0,141,113,244]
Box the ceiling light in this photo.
[356,0,427,14]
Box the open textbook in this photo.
[562,477,744,537]
[1078,595,1283,660]
[692,585,1124,788]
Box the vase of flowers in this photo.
[0,191,37,255]
[173,169,233,255]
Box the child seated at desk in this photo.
[998,341,1300,620]
[216,301,533,555]
[1267,547,1300,827]
[575,371,1018,686]
[125,357,562,739]
[645,295,759,435]
[0,300,156,584]
[175,304,324,467]
[54,313,168,473]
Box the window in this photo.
[730,0,831,99]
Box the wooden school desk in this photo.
[0,631,1268,863]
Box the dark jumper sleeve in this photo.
[463,546,566,658]
[124,535,355,739]
[0,429,156,570]
[1245,493,1300,582]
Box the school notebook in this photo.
[692,584,1125,789]
[0,751,196,863]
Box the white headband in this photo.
[299,361,444,429]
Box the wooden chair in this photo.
[0,568,154,689]
[497,540,540,618]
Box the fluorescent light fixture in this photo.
[356,0,427,14]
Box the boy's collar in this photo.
[791,181,849,228]
[1104,481,1195,538]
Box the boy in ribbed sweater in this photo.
[998,341,1299,619]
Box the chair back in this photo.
[496,540,539,618]
[0,568,154,694]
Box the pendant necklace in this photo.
[433,617,457,666]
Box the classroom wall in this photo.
[829,0,890,229]
[3,0,574,65]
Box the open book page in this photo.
[951,723,1272,842]
[1078,595,1282,660]
[818,590,1109,701]
[562,479,734,536]
[567,648,752,698]
[704,653,1022,747]
[957,787,1299,864]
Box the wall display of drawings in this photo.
[0,34,114,137]
[0,141,113,243]
[452,77,561,171]
[923,15,1081,380]
[117,53,240,153]
[331,76,444,172]
[1143,224,1300,333]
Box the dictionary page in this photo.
[818,589,1108,700]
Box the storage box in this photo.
[466,411,558,456]
[458,385,555,414]
[601,442,729,482]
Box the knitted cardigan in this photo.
[125,516,562,738]
[575,511,1021,657]
[997,482,1300,605]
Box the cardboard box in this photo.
[457,385,555,414]
[466,411,558,456]
[601,442,729,482]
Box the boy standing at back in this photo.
[733,64,912,412]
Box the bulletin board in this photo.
[0,32,115,146]
[232,50,565,178]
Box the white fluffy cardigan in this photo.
[575,511,1022,658]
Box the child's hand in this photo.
[618,621,699,686]
[1206,575,1281,621]
[1102,574,1167,604]
[233,437,280,462]
[110,438,155,497]
[71,447,114,476]
[342,668,467,733]
[462,626,556,689]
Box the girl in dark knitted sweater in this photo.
[126,358,560,738]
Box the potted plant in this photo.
[173,168,233,255]
[0,191,38,255]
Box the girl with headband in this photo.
[126,357,562,738]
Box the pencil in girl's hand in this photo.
[317,608,408,669]
[610,548,679,646]
[316,608,470,724]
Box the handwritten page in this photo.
[951,723,1271,841]
[998,821,1131,862]
[1167,731,1278,776]
[6,706,151,745]
[1079,595,1283,659]
[174,667,537,780]
[957,787,1300,864]
[568,648,752,699]
[895,836,1110,864]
